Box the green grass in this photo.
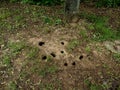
[2,41,25,66]
[0,4,62,34]
[0,8,11,20]
[40,83,54,90]
[8,41,25,56]
[113,53,120,62]
[84,79,108,90]
[55,18,62,25]
[0,8,13,31]
[85,45,91,53]
[67,39,80,52]
[19,61,58,80]
[2,55,11,66]
[27,47,39,60]
[19,71,28,79]
[80,12,120,41]
[8,81,17,90]
[46,56,52,62]
[79,30,88,38]
[95,0,120,7]
[39,65,58,77]
[39,78,62,90]
[42,16,62,25]
[0,9,27,32]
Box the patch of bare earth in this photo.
[27,24,120,89]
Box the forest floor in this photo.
[0,2,120,90]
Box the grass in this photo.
[79,29,88,38]
[39,77,62,90]
[19,47,57,77]
[46,56,52,62]
[80,12,120,41]
[19,71,28,79]
[0,2,120,90]
[85,45,91,53]
[13,15,27,29]
[0,8,11,20]
[42,16,53,24]
[0,6,36,32]
[113,53,120,62]
[27,46,39,60]
[8,81,17,90]
[67,39,80,52]
[0,4,62,34]
[40,83,55,90]
[2,55,11,66]
[39,80,62,90]
[55,18,62,25]
[39,65,58,77]
[84,79,108,90]
[8,41,25,54]
[42,16,62,25]
[1,41,25,66]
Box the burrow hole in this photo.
[79,55,83,60]
[50,53,56,58]
[72,62,76,66]
[39,41,45,46]
[42,55,47,60]
[64,63,68,66]
[61,51,64,54]
[61,42,64,45]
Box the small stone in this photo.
[116,45,120,53]
[104,41,117,53]
[1,44,4,47]
[16,40,20,42]
[92,50,98,56]
[115,40,120,45]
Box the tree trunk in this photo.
[65,0,80,22]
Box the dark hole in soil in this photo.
[39,41,45,46]
[61,42,64,45]
[72,62,76,66]
[61,51,64,54]
[64,63,68,66]
[50,53,56,57]
[42,56,47,60]
[79,55,83,60]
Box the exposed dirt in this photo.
[0,2,120,90]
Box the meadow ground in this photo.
[0,2,120,90]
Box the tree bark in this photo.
[65,0,80,23]
[65,0,80,15]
